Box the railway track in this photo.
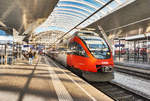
[89,81,149,101]
[89,65,150,101]
[79,69,150,101]
[114,65,150,80]
[72,71,150,100]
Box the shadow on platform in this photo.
[0,57,88,101]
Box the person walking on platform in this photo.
[28,50,33,65]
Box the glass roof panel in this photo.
[53,12,84,19]
[58,1,96,12]
[54,9,88,17]
[57,6,91,15]
[100,0,110,3]
[109,1,119,8]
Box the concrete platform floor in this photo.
[0,56,113,101]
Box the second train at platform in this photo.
[47,30,114,81]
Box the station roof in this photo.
[0,0,59,34]
[0,0,144,44]
[35,0,132,34]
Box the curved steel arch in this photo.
[35,31,52,40]
[53,19,78,25]
[59,0,113,13]
[56,4,99,19]
[50,14,96,29]
[49,17,78,24]
[58,0,96,11]
[114,0,122,4]
[52,24,76,30]
[57,6,91,15]
[54,9,87,18]
[58,0,108,16]
[57,3,93,13]
[60,0,98,10]
[53,10,87,18]
[52,14,83,21]
[54,8,89,18]
[50,19,79,26]
[50,14,98,30]
[37,0,123,36]
[53,13,99,26]
[52,17,81,24]
[53,12,85,20]
[51,24,73,30]
[95,0,113,10]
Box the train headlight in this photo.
[107,52,110,55]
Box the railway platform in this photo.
[115,62,150,70]
[0,55,113,101]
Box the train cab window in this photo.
[81,36,111,59]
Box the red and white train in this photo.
[47,30,114,81]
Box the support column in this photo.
[119,39,121,62]
[12,42,15,64]
[5,44,7,65]
[97,25,113,50]
[134,41,136,62]
[147,36,149,64]
[1,56,3,64]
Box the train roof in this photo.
[80,36,104,43]
[74,30,104,40]
[75,30,99,37]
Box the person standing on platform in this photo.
[13,51,17,63]
[28,50,33,65]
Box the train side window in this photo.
[76,43,87,57]
[69,42,87,57]
[68,42,73,49]
[73,42,78,55]
[69,42,77,54]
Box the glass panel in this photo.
[113,36,150,65]
[81,36,111,59]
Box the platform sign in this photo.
[23,45,29,47]
[115,44,125,47]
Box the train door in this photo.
[67,41,89,70]
[67,42,76,67]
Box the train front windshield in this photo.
[81,37,111,59]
